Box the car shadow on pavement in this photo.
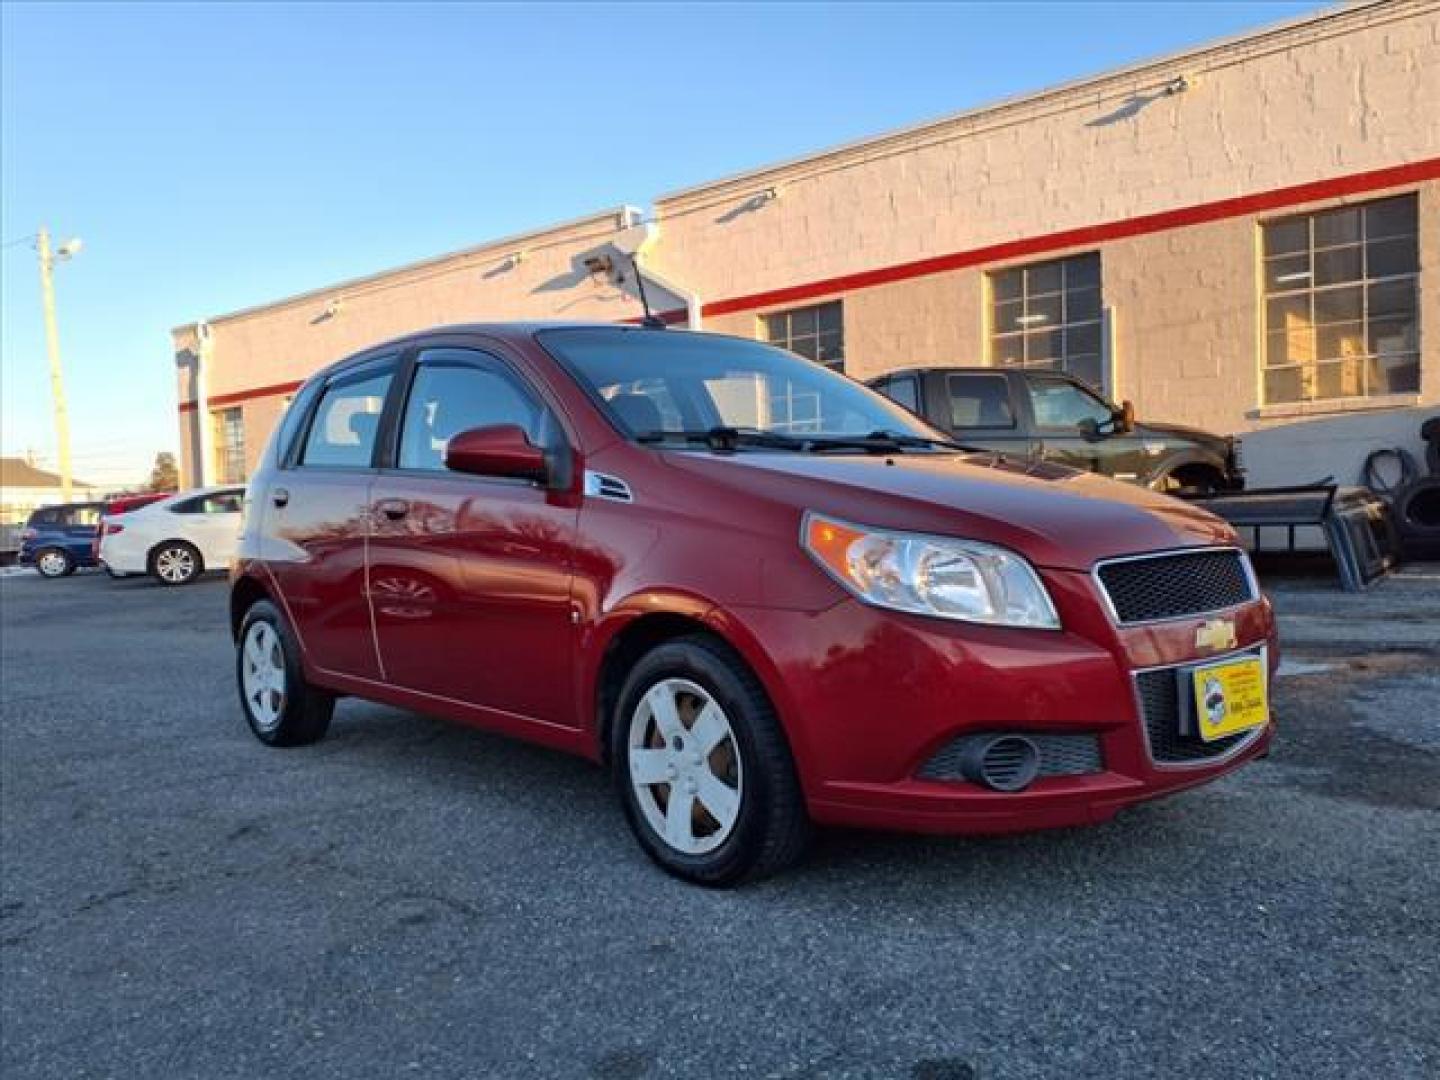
[297,694,1241,902]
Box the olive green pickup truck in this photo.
[868,367,1244,495]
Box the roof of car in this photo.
[315,321,691,380]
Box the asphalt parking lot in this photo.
[2,569,1437,1080]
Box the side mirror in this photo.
[1114,399,1136,435]
[445,425,548,483]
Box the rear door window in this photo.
[172,491,243,514]
[947,375,1016,429]
[301,370,394,468]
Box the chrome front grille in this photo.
[1096,548,1255,625]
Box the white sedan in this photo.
[99,486,246,586]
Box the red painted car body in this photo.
[232,323,1276,838]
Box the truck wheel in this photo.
[612,635,811,887]
[1156,468,1224,497]
[35,548,73,579]
[236,599,333,747]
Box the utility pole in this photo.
[37,226,75,501]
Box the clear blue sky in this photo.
[1,1,1321,487]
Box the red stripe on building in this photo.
[177,158,1439,413]
[178,379,305,412]
[703,158,1440,317]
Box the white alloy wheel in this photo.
[155,545,196,584]
[627,678,743,855]
[36,550,70,577]
[241,620,287,733]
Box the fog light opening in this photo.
[960,735,1041,792]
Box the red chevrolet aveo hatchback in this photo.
[232,324,1276,885]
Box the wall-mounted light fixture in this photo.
[582,253,614,285]
[1163,74,1192,96]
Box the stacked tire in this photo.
[1391,416,1440,562]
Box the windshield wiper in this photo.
[864,429,976,451]
[634,426,806,452]
[635,426,978,455]
[799,430,976,454]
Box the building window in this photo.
[1262,194,1419,404]
[762,301,844,371]
[216,407,246,483]
[988,253,1103,389]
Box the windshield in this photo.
[539,327,943,445]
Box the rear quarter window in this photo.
[947,375,1016,429]
[275,381,322,466]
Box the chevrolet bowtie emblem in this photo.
[1195,617,1238,653]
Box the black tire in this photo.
[611,634,810,886]
[34,547,73,579]
[149,540,202,586]
[236,599,333,747]
[1155,468,1224,498]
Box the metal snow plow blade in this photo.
[1186,482,1399,592]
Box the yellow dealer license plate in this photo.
[1191,656,1268,742]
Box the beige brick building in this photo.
[175,0,1439,489]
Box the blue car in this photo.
[19,502,105,578]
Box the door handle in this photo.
[272,488,290,508]
[377,498,410,520]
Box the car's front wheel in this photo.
[236,599,333,747]
[34,548,73,579]
[612,635,810,886]
[150,541,202,586]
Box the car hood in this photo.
[664,450,1236,571]
[1133,420,1231,452]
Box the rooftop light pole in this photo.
[36,226,82,501]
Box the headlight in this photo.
[802,512,1060,629]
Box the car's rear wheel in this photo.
[236,599,333,747]
[34,548,72,579]
[612,635,810,886]
[151,541,201,586]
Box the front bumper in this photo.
[727,566,1277,836]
